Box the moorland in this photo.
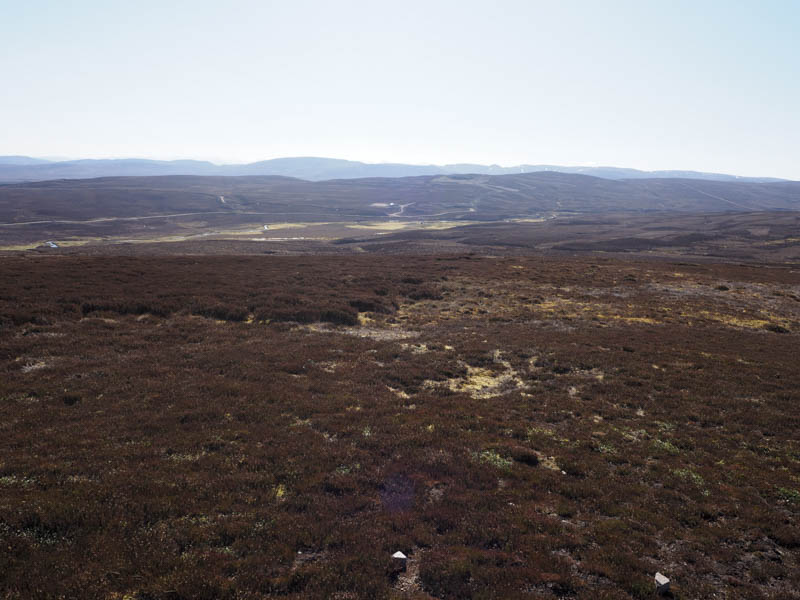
[1,172,799,252]
[0,172,799,599]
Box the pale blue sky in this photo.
[2,0,798,178]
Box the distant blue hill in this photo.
[0,155,53,166]
[0,155,788,183]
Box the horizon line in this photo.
[0,153,791,181]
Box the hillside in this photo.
[1,172,798,227]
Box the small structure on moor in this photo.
[391,551,407,572]
[655,572,670,595]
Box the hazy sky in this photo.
[2,0,799,178]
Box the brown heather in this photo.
[0,254,798,599]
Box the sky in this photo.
[2,0,799,178]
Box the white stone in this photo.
[392,551,407,559]
[655,572,670,594]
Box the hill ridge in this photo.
[0,156,789,183]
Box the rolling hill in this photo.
[1,172,798,227]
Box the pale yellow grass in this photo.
[533,298,660,325]
[0,239,96,251]
[763,237,800,246]
[425,352,525,399]
[687,309,785,330]
[264,222,328,230]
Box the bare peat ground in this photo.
[1,254,799,599]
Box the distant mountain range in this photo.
[0,156,789,183]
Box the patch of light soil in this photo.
[20,359,49,373]
[387,386,411,399]
[534,451,562,472]
[400,343,429,354]
[302,323,419,341]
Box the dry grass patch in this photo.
[426,351,526,399]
